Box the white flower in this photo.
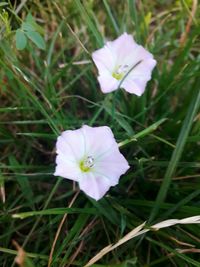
[92,32,156,96]
[54,125,129,200]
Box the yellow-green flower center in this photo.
[112,64,129,80]
[112,72,123,80]
[79,156,94,172]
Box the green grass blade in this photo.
[12,207,98,219]
[147,237,200,266]
[102,0,119,35]
[74,0,103,47]
[149,80,200,222]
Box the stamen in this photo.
[116,64,129,74]
[80,156,94,172]
[84,156,94,168]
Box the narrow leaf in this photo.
[149,79,200,222]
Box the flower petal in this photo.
[121,78,146,96]
[54,154,80,181]
[79,172,111,200]
[56,129,85,161]
[81,125,117,157]
[126,45,156,67]
[128,57,157,80]
[97,74,119,93]
[108,32,138,64]
[121,58,157,96]
[95,147,130,185]
[92,46,116,73]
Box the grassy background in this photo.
[1,0,200,266]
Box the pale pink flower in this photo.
[92,32,156,96]
[54,125,129,200]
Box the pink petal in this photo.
[81,125,117,157]
[121,58,156,96]
[92,46,116,73]
[108,32,138,64]
[95,147,130,185]
[54,154,80,181]
[56,129,85,161]
[126,45,156,67]
[122,78,146,96]
[97,74,119,93]
[128,58,157,79]
[79,172,111,200]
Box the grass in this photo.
[1,0,200,266]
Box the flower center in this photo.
[79,156,94,172]
[112,64,129,80]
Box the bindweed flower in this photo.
[54,125,129,200]
[92,32,156,96]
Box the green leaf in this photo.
[15,30,27,50]
[26,31,46,50]
[25,13,35,24]
[25,13,44,34]
[22,22,35,32]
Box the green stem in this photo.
[119,118,167,147]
